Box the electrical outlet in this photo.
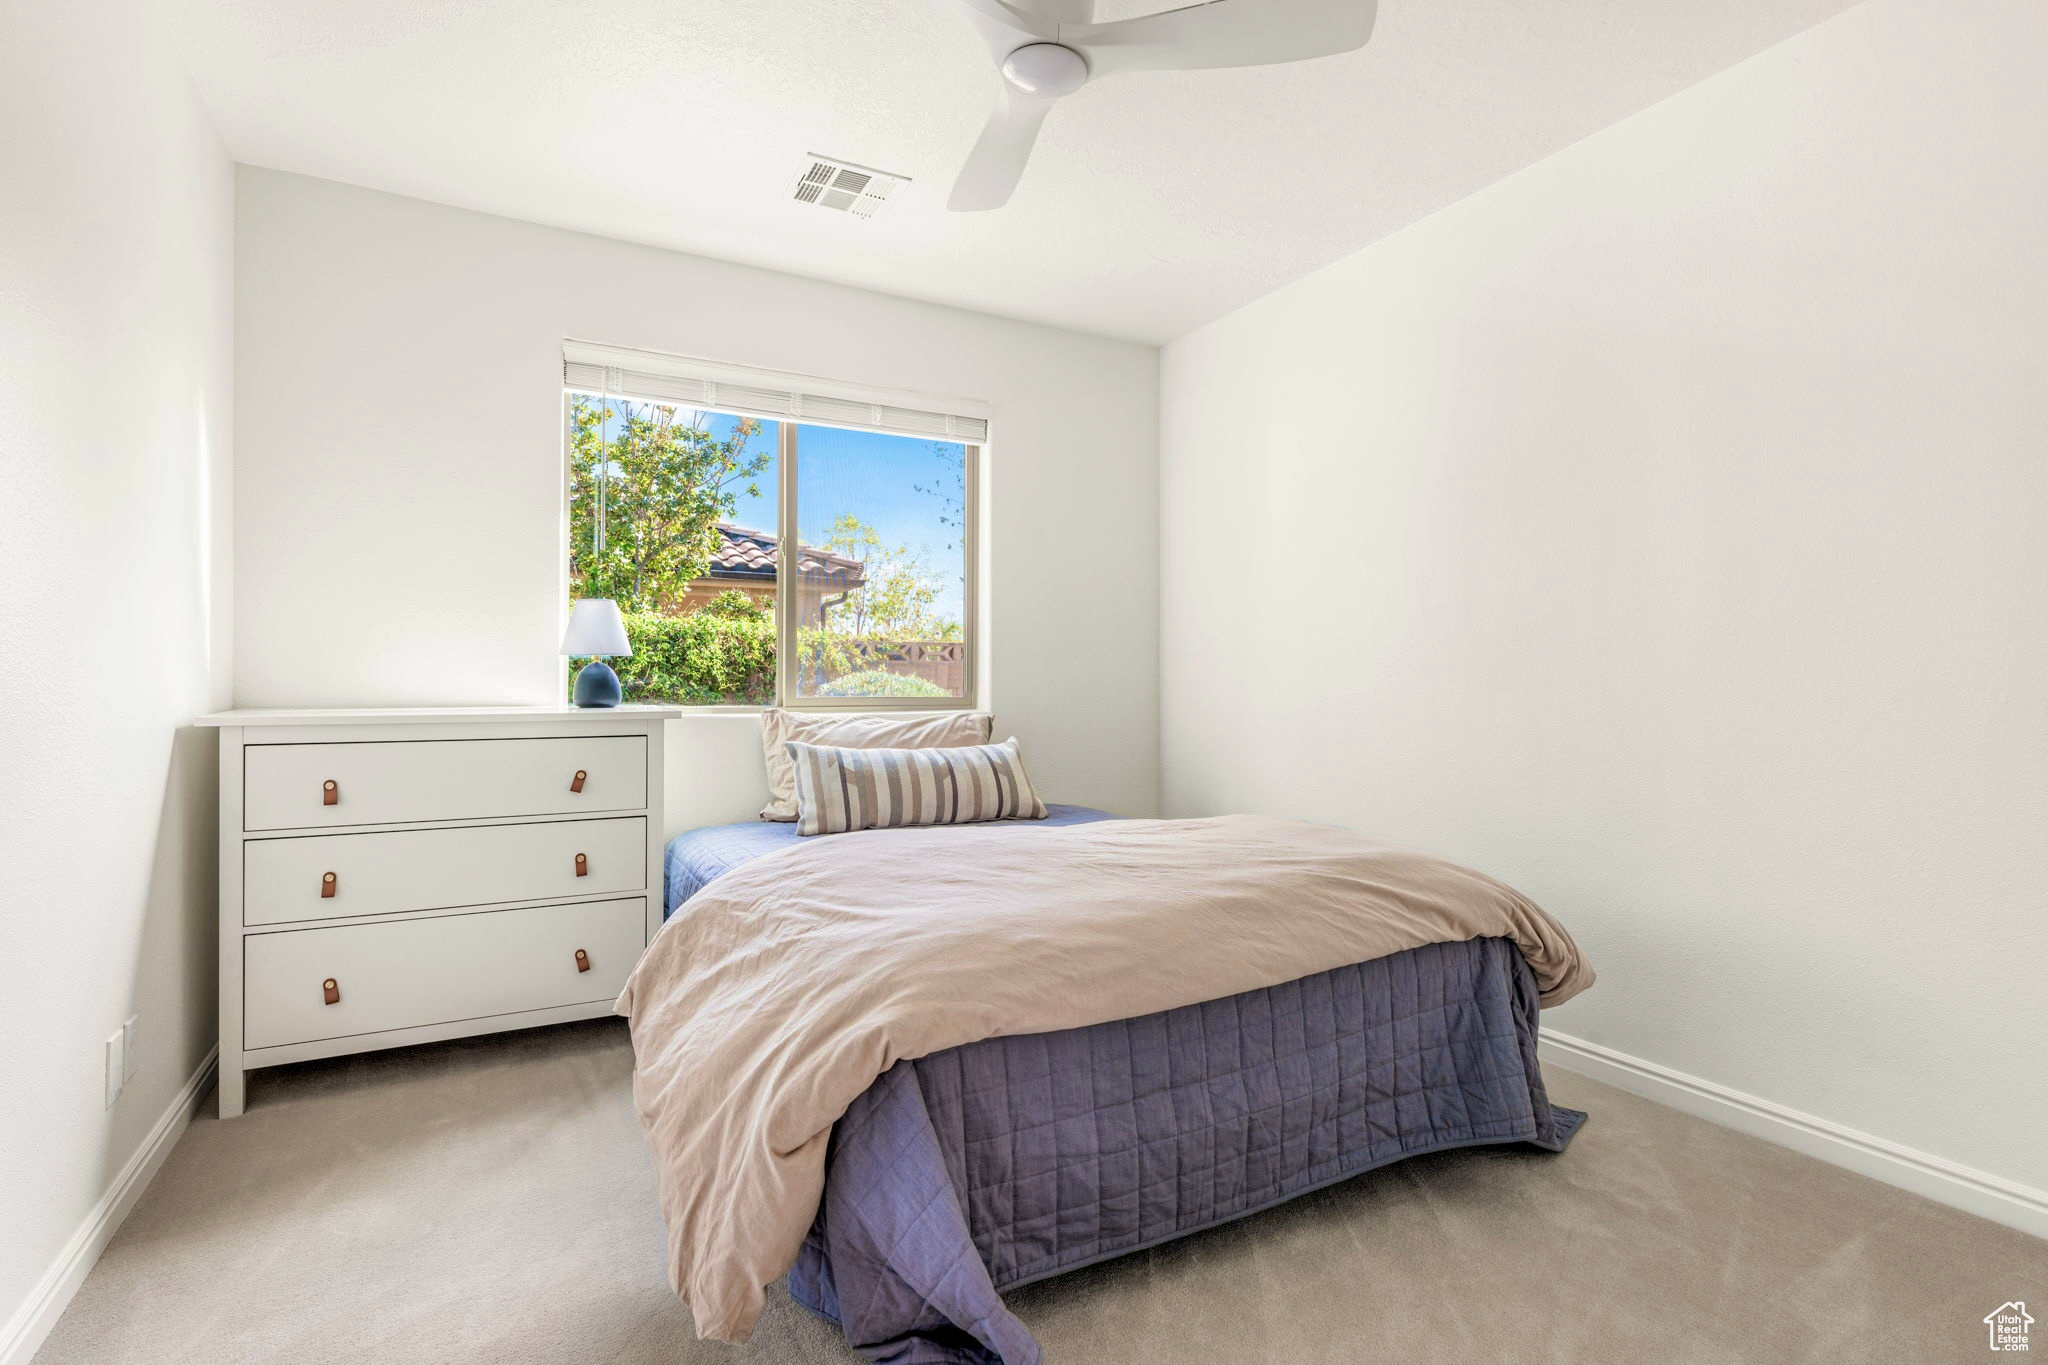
[104,1029,125,1109]
[122,1015,141,1084]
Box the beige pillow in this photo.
[757,708,993,821]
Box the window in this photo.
[563,344,983,709]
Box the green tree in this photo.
[568,398,770,612]
[816,513,961,641]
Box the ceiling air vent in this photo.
[790,154,908,220]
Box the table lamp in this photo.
[562,599,631,708]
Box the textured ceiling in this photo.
[170,0,1859,343]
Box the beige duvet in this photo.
[616,814,1593,1342]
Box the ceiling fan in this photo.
[943,0,1379,211]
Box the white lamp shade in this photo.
[561,599,631,657]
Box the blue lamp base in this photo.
[572,659,622,708]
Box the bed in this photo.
[633,808,1593,1365]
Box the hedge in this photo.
[606,610,776,705]
[813,668,949,698]
[575,606,888,705]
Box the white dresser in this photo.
[196,706,678,1117]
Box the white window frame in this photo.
[562,342,987,712]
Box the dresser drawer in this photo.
[243,736,646,831]
[243,817,647,926]
[243,897,645,1050]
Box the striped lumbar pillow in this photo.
[786,737,1048,837]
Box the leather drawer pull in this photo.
[322,978,340,1006]
[574,853,589,877]
[570,769,587,793]
[574,949,591,973]
[322,779,339,807]
[320,871,337,899]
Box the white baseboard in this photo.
[0,1047,218,1365]
[1539,1028,2048,1242]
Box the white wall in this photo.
[233,170,1160,828]
[0,0,234,1351]
[1161,0,2047,1201]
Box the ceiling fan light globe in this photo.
[1000,42,1089,98]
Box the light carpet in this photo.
[33,1018,2045,1364]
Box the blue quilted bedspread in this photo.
[662,817,1585,1365]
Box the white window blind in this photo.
[561,340,990,443]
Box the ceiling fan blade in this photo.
[950,0,1058,62]
[1063,0,1376,79]
[948,88,1056,212]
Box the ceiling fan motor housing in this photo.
[1001,43,1090,98]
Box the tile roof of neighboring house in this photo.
[709,523,864,583]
